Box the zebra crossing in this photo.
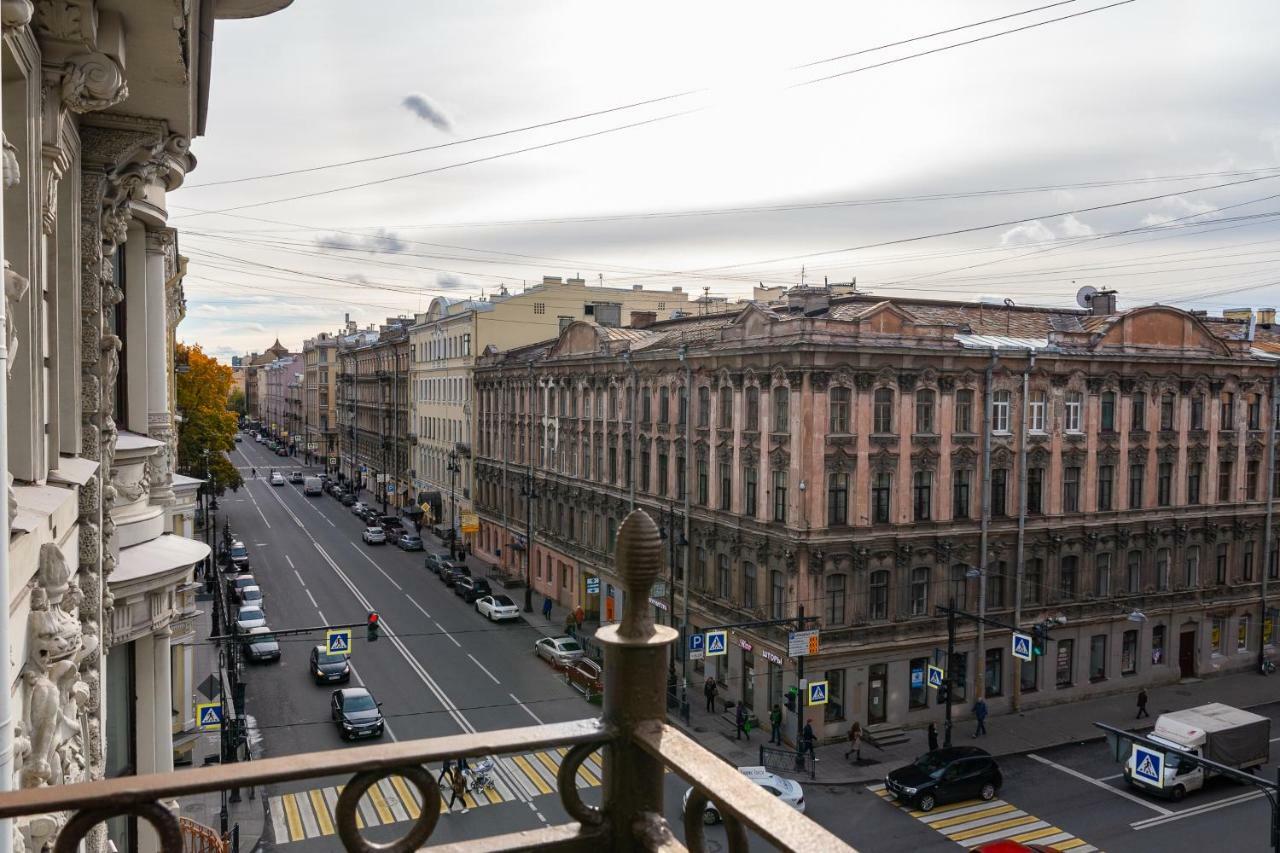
[269,747,604,844]
[867,783,1100,851]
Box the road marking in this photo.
[293,570,306,587]
[305,590,318,609]
[1100,772,1124,781]
[349,543,404,590]
[286,555,295,569]
[407,596,430,619]
[1131,790,1266,830]
[242,482,272,528]
[1028,753,1172,815]
[510,693,544,724]
[435,622,462,648]
[254,542,269,547]
[468,654,501,684]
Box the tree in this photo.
[228,387,247,418]
[176,343,243,494]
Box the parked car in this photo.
[310,645,351,684]
[970,843,1062,853]
[234,434,243,442]
[226,574,257,600]
[254,434,263,443]
[534,636,583,668]
[475,594,520,621]
[359,507,380,525]
[241,627,280,663]
[226,541,250,571]
[234,606,267,633]
[682,767,804,825]
[304,476,323,495]
[270,472,285,486]
[884,747,1002,812]
[395,533,424,551]
[289,471,305,484]
[455,576,491,602]
[331,687,384,740]
[378,516,405,535]
[441,563,472,587]
[565,658,603,698]
[424,553,453,574]
[237,585,265,609]
[350,501,370,515]
[362,526,386,545]
[340,493,357,506]
[276,447,289,457]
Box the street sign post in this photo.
[927,664,945,690]
[385,483,395,495]
[807,680,829,706]
[688,633,705,661]
[705,629,727,657]
[1012,632,1033,662]
[585,576,600,595]
[787,629,820,657]
[196,702,224,731]
[326,628,352,656]
[1132,746,1164,788]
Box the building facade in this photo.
[474,288,1280,742]
[303,327,343,469]
[261,354,301,444]
[336,319,411,509]
[243,338,289,426]
[409,276,694,542]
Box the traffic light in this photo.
[367,611,380,642]
[1031,624,1047,657]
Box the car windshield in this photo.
[316,650,345,665]
[558,640,582,652]
[243,589,261,599]
[254,633,277,643]
[230,546,247,558]
[345,694,377,712]
[239,608,263,620]
[493,595,514,607]
[912,753,950,774]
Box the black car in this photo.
[241,628,280,663]
[340,493,357,506]
[884,747,1002,812]
[310,645,351,684]
[331,687,384,740]
[455,576,491,603]
[441,563,472,587]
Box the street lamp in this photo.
[658,501,688,715]
[521,475,539,613]
[447,450,461,560]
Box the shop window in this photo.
[1056,639,1074,688]
[1122,630,1138,675]
[909,658,929,709]
[824,669,846,722]
[985,648,1003,698]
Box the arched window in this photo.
[773,386,790,431]
[825,574,847,625]
[829,386,851,434]
[910,567,930,616]
[873,388,894,434]
[742,561,757,609]
[717,554,731,598]
[719,385,733,428]
[915,389,935,434]
[697,386,711,428]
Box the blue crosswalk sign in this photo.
[326,629,352,656]
[1132,746,1164,788]
[196,702,223,731]
[807,680,829,706]
[705,630,727,657]
[927,665,945,689]
[1012,632,1032,662]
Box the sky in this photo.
[171,0,1280,362]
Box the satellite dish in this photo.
[1076,285,1099,310]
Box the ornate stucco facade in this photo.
[302,327,343,469]
[1,1,291,851]
[336,319,411,507]
[474,287,1280,742]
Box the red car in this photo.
[971,842,1062,853]
[565,658,603,699]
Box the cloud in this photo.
[1058,214,1095,238]
[435,272,471,291]
[314,228,409,254]
[401,93,453,132]
[999,219,1056,245]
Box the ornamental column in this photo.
[152,627,174,775]
[144,229,175,503]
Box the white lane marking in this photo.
[509,693,543,724]
[288,482,336,527]
[468,654,501,685]
[1028,753,1172,815]
[254,542,269,547]
[349,543,404,590]
[435,622,462,648]
[286,555,295,569]
[408,597,431,619]
[305,589,319,609]
[242,481,272,528]
[1100,772,1124,781]
[1131,790,1265,830]
[535,812,547,823]
[293,570,306,587]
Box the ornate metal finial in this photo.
[616,509,662,640]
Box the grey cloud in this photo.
[315,228,409,254]
[401,93,453,132]
[435,272,471,292]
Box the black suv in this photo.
[331,687,384,740]
[441,563,472,587]
[455,576,491,603]
[884,747,1001,812]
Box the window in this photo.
[1156,548,1170,590]
[1271,546,1279,581]
[1063,466,1080,513]
[1219,458,1233,502]
[1221,392,1235,429]
[1129,463,1145,508]
[825,574,847,625]
[1131,392,1146,432]
[1248,460,1261,501]
[913,470,933,521]
[872,472,892,524]
[657,452,668,496]
[1017,466,1040,515]
[1101,391,1116,432]
[1056,639,1075,688]
[1185,546,1200,588]
[910,567,930,616]
[677,455,687,499]
[1128,550,1143,592]
[992,390,1011,434]
[772,470,788,523]
[745,387,759,430]
[985,648,1004,698]
[1064,392,1083,433]
[1239,616,1251,652]
[677,387,687,426]
[658,388,669,424]
[1096,552,1112,597]
[697,387,710,428]
[742,561,757,609]
[1243,541,1255,581]
[870,571,889,620]
[1029,391,1046,433]
[952,468,971,519]
[1160,392,1176,431]
[1153,625,1167,665]
[1158,462,1173,506]
[1061,555,1078,599]
[640,449,651,491]
[641,390,651,423]
[719,463,731,511]
[1249,394,1262,430]
[988,561,1005,609]
[533,302,546,314]
[873,388,894,433]
[827,472,849,526]
[772,386,789,432]
[1097,465,1114,511]
[1212,616,1226,656]
[915,390,935,434]
[1024,558,1042,605]
[1188,462,1202,505]
[1021,654,1039,694]
[717,555,731,598]
[955,389,974,433]
[829,387,851,433]
[1191,394,1205,430]
[949,564,967,610]
[1268,609,1278,647]
[718,386,733,428]
[744,465,757,516]
[1216,543,1228,584]
[948,652,969,703]
[824,669,846,723]
[991,468,1008,517]
[1088,635,1107,682]
[697,460,709,505]
[770,570,785,619]
[910,658,929,709]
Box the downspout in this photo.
[1261,366,1278,673]
[977,349,997,700]
[0,74,12,853]
[680,345,692,716]
[1012,350,1035,711]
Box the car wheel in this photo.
[702,807,719,826]
[1171,785,1186,802]
[918,793,936,812]
[979,782,996,801]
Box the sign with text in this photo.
[787,629,820,657]
[688,633,705,661]
[461,512,480,534]
[585,576,600,595]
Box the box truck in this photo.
[1125,702,1270,800]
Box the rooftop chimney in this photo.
[1089,289,1118,316]
[630,310,657,330]
[786,286,830,316]
[1258,308,1277,326]
[1223,308,1254,323]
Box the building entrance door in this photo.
[868,664,887,725]
[1179,629,1196,678]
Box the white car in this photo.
[234,606,267,633]
[475,594,520,621]
[682,767,805,825]
[254,434,263,443]
[270,472,285,486]
[534,636,583,667]
[351,501,370,515]
[362,526,386,545]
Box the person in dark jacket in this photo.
[735,701,750,740]
[928,722,940,752]
[844,721,863,762]
[972,698,988,737]
[769,704,783,744]
[1136,687,1150,719]
[801,719,816,758]
[447,766,468,813]
[542,595,553,620]
[704,677,718,712]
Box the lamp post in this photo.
[447,450,461,560]
[658,500,687,716]
[521,474,538,612]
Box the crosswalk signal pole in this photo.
[943,600,956,748]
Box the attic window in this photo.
[657,301,665,310]
[534,303,546,315]
[584,304,595,316]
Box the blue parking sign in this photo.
[1132,746,1164,788]
[688,633,705,661]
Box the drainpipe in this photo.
[1261,367,1278,673]
[1012,350,1036,711]
[977,349,997,700]
[0,70,12,852]
[680,345,692,720]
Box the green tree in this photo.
[176,343,243,494]
[228,387,247,417]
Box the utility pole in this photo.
[448,450,461,559]
[943,600,956,747]
[795,604,806,765]
[680,348,692,723]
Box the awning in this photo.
[111,534,210,586]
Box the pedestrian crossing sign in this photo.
[705,629,728,657]
[326,629,353,656]
[1012,632,1033,662]
[1132,746,1164,788]
[926,665,945,689]
[196,702,223,731]
[807,680,829,706]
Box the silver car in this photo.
[534,636,584,667]
[362,526,386,545]
[235,606,267,633]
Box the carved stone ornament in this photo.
[1,132,18,188]
[1,0,32,30]
[61,52,128,114]
[5,263,30,380]
[937,376,956,392]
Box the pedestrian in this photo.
[704,677,718,713]
[574,604,585,631]
[927,722,939,752]
[801,718,816,758]
[972,697,988,737]
[447,766,468,813]
[564,613,577,638]
[250,467,256,479]
[735,701,749,741]
[844,721,863,762]
[1136,687,1150,719]
[769,704,783,745]
[437,758,454,785]
[542,596,553,621]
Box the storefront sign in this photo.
[461,512,480,533]
[787,629,820,657]
[736,638,753,652]
[761,648,783,666]
[585,576,600,595]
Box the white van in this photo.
[304,476,323,496]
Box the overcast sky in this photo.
[172,0,1280,361]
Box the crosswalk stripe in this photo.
[958,819,1047,847]
[323,788,345,830]
[281,793,304,841]
[366,780,396,824]
[308,789,334,836]
[919,801,1012,824]
[355,790,378,828]
[268,795,287,843]
[1012,826,1067,843]
[866,782,886,792]
[512,755,554,794]
[380,778,410,823]
[336,785,364,829]
[927,803,1017,829]
[1056,840,1088,850]
[390,775,421,820]
[576,760,601,787]
[534,750,563,783]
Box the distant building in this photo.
[243,338,291,424]
[336,319,412,508]
[303,327,346,469]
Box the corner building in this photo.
[474,288,1280,742]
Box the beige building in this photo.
[409,276,694,540]
[303,328,343,469]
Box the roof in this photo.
[954,334,1049,351]
[111,533,209,586]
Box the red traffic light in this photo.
[368,612,379,624]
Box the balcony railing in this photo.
[0,511,853,853]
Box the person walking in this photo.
[801,719,816,759]
[769,704,783,745]
[447,766,469,814]
[250,467,256,479]
[704,677,718,713]
[927,722,940,753]
[972,697,988,737]
[542,595,553,621]
[735,701,750,740]
[844,721,863,762]
[573,604,585,632]
[564,612,577,638]
[1136,687,1150,719]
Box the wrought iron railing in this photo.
[0,510,854,853]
